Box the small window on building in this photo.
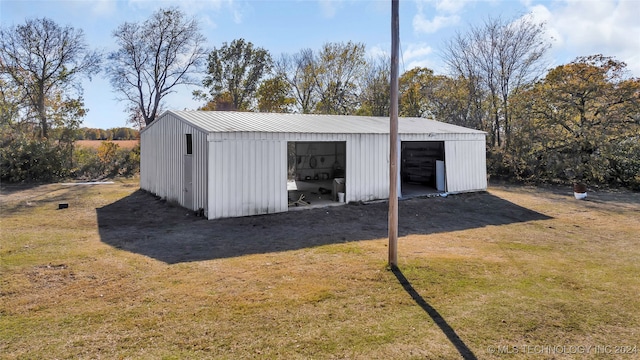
[186,134,193,155]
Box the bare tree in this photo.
[0,18,101,138]
[359,56,390,117]
[125,103,153,131]
[277,49,318,114]
[278,43,368,115]
[443,15,550,148]
[107,7,207,126]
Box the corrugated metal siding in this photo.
[140,113,208,212]
[345,134,389,202]
[208,132,390,206]
[207,139,287,219]
[444,140,487,193]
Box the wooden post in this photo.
[388,0,399,268]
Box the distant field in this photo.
[76,140,139,149]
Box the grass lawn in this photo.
[1,178,639,359]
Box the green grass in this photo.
[1,178,639,359]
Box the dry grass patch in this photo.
[1,179,639,359]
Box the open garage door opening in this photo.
[401,141,445,198]
[287,141,346,208]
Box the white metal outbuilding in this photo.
[140,110,487,219]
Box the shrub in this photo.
[0,133,70,182]
[71,147,101,180]
[72,142,140,180]
[607,138,640,190]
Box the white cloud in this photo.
[413,13,461,33]
[368,41,438,71]
[412,0,464,34]
[118,0,234,34]
[91,0,117,16]
[199,14,219,30]
[527,4,560,45]
[126,0,231,17]
[405,58,439,71]
[414,0,467,14]
[368,45,389,59]
[403,42,434,59]
[318,0,342,18]
[400,42,440,71]
[526,0,640,76]
[434,0,466,14]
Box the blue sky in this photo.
[2,0,639,129]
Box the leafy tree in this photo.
[399,67,434,118]
[443,15,550,148]
[314,41,367,115]
[108,7,207,126]
[0,77,22,127]
[256,74,295,113]
[48,93,86,168]
[428,75,488,130]
[196,92,235,111]
[0,17,100,138]
[97,141,120,168]
[0,17,97,183]
[397,67,488,130]
[112,127,129,140]
[358,57,390,117]
[278,43,368,115]
[196,38,272,111]
[86,128,100,140]
[509,55,640,186]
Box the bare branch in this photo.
[107,7,207,125]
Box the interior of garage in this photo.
[401,141,445,197]
[287,141,346,208]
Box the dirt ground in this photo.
[93,183,557,264]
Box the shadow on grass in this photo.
[392,266,477,359]
[0,182,43,196]
[96,189,552,264]
[1,183,99,214]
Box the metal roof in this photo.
[162,110,485,135]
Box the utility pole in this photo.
[388,0,399,268]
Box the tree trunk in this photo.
[38,83,48,138]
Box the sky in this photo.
[1,0,639,129]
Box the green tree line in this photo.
[76,127,139,141]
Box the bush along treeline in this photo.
[498,55,640,189]
[72,141,140,180]
[2,12,639,188]
[76,127,139,140]
[0,127,140,183]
